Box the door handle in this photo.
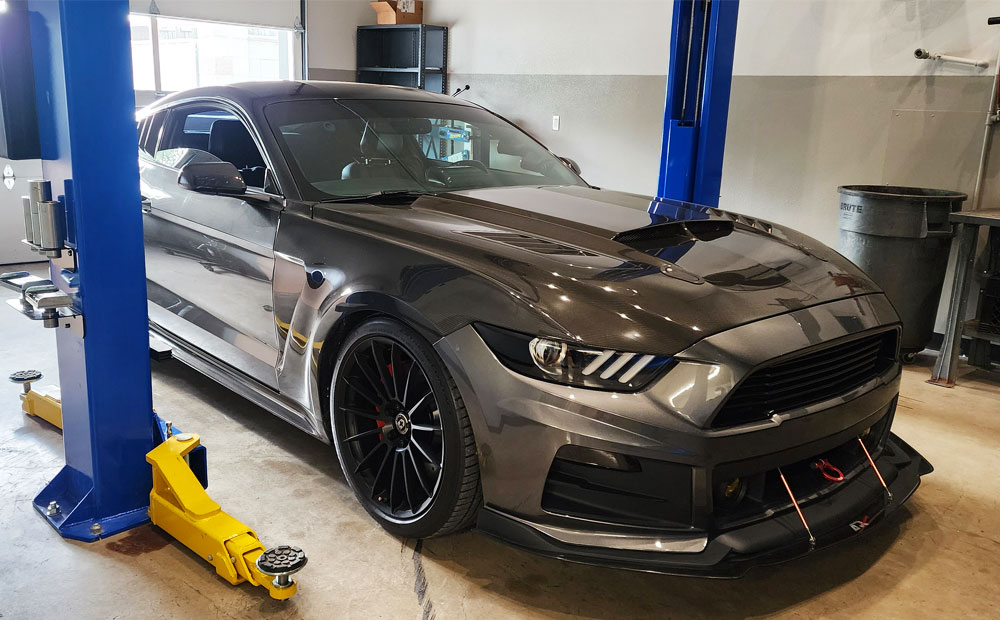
[141,195,152,214]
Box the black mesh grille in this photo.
[710,330,898,429]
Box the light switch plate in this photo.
[552,115,560,131]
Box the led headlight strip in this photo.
[476,323,672,391]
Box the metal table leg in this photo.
[929,222,980,387]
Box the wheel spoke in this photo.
[402,450,415,513]
[409,435,440,467]
[409,423,439,433]
[355,351,390,403]
[390,343,403,402]
[372,341,396,402]
[402,362,415,407]
[406,391,432,418]
[407,447,432,495]
[389,451,400,510]
[344,378,382,409]
[354,440,386,474]
[371,447,393,500]
[343,427,384,443]
[340,406,386,422]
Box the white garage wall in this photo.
[723,0,1000,247]
[305,0,374,79]
[733,0,1000,77]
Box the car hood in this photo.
[315,185,883,355]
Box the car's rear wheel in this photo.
[330,317,481,538]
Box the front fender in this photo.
[270,210,544,441]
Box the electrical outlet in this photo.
[552,115,560,131]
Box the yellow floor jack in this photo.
[11,371,306,600]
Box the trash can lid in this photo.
[837,185,967,202]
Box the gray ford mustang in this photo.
[137,81,931,576]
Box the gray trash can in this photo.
[837,185,966,358]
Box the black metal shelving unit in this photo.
[356,24,448,94]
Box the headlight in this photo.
[475,323,673,391]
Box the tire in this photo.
[329,317,481,538]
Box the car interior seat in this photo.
[209,120,267,188]
[341,122,424,181]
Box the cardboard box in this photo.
[370,1,424,25]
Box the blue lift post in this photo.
[28,0,155,541]
[656,0,740,209]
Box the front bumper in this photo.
[476,433,930,577]
[434,294,931,577]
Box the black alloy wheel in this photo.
[330,318,481,537]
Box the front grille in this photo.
[710,330,898,429]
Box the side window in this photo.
[138,111,166,158]
[154,105,269,189]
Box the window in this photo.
[138,110,166,156]
[265,99,584,200]
[129,14,296,95]
[152,105,269,189]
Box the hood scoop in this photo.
[613,219,735,252]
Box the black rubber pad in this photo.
[256,545,307,574]
[9,370,42,383]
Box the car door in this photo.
[140,101,282,389]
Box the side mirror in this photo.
[560,157,581,175]
[177,161,246,195]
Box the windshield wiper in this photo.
[319,190,434,204]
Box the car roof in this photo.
[143,80,477,116]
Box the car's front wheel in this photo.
[329,317,481,538]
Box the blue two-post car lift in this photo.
[2,0,304,598]
[26,0,157,542]
[656,0,740,209]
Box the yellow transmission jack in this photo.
[10,370,62,429]
[146,431,307,600]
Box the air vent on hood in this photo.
[463,231,598,257]
[613,220,735,252]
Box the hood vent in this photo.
[613,220,735,252]
[462,230,598,257]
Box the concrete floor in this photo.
[1,266,999,620]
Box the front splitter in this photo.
[476,433,931,578]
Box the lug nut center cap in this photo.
[394,412,410,435]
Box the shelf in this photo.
[358,24,446,31]
[356,24,448,94]
[963,320,1000,344]
[358,67,419,73]
[358,67,443,73]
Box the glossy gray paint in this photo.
[137,82,925,572]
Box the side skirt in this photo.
[149,324,328,442]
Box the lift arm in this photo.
[146,433,306,600]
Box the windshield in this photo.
[264,99,584,199]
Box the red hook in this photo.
[811,458,845,482]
